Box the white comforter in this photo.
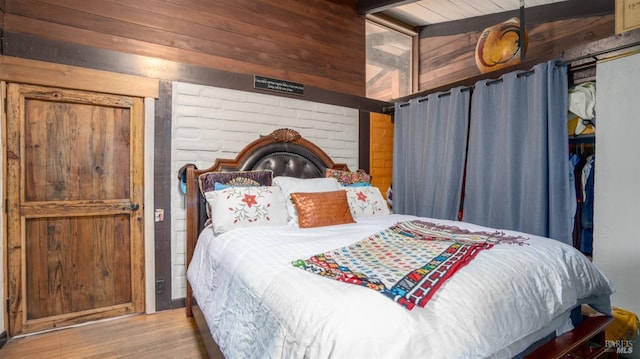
[187,214,613,359]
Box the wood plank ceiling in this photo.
[358,0,569,27]
[382,0,568,26]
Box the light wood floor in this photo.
[0,308,209,359]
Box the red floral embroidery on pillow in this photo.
[242,194,258,208]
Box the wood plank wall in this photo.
[0,0,374,313]
[2,0,366,97]
[5,0,637,315]
[419,15,617,91]
[0,1,5,31]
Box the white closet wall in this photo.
[594,52,640,317]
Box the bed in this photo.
[182,128,614,359]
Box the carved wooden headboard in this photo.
[180,128,350,316]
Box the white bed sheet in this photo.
[187,214,614,359]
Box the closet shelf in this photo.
[569,134,595,144]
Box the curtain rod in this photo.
[386,70,535,112]
[383,41,640,114]
[559,41,640,65]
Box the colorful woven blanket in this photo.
[293,220,526,310]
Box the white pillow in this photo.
[205,186,288,234]
[272,176,341,225]
[344,186,391,217]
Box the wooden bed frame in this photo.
[180,128,613,359]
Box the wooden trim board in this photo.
[0,56,159,98]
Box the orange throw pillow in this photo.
[290,190,355,228]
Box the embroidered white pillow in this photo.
[344,186,391,217]
[205,186,288,234]
[272,176,341,225]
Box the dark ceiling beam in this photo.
[357,0,419,15]
[421,0,614,37]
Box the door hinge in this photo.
[6,298,9,314]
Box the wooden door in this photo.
[6,83,145,336]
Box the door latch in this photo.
[123,203,140,211]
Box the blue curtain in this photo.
[462,60,571,244]
[392,88,470,220]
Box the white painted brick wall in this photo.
[170,82,359,299]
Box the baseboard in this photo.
[172,297,186,309]
[0,330,8,349]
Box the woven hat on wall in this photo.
[475,17,528,74]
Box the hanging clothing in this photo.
[581,156,595,255]
[569,153,581,232]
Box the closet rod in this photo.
[560,41,640,65]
